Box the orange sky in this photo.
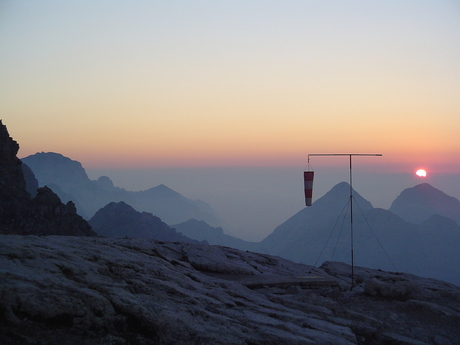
[1,1,459,174]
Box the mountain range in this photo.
[171,181,460,285]
[254,182,460,285]
[19,144,460,286]
[2,119,460,343]
[22,152,222,226]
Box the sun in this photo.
[416,169,427,177]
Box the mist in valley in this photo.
[86,165,460,242]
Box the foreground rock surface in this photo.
[1,235,459,344]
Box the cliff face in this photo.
[0,120,95,236]
[21,162,39,197]
[0,120,31,229]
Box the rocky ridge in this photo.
[1,235,459,345]
[0,120,95,236]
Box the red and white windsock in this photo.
[304,171,314,206]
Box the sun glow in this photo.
[416,169,427,177]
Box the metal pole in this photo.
[307,153,382,286]
[349,154,354,285]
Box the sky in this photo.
[1,1,459,241]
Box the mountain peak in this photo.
[410,183,444,194]
[389,183,460,224]
[143,184,183,199]
[22,152,90,187]
[89,201,200,243]
[257,181,374,260]
[94,176,124,192]
[312,181,374,212]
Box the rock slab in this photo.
[1,235,459,345]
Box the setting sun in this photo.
[416,169,427,177]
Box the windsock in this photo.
[304,171,314,206]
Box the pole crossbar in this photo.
[307,153,382,286]
[308,153,382,158]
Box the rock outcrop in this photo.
[21,162,39,197]
[0,235,459,345]
[0,120,95,236]
[0,120,31,229]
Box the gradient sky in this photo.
[1,1,459,240]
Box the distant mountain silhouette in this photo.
[89,201,201,243]
[22,152,223,225]
[255,182,374,263]
[172,219,255,250]
[259,182,372,262]
[170,181,460,285]
[389,183,460,225]
[253,181,460,285]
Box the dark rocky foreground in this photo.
[1,235,459,345]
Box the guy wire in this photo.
[314,199,349,267]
